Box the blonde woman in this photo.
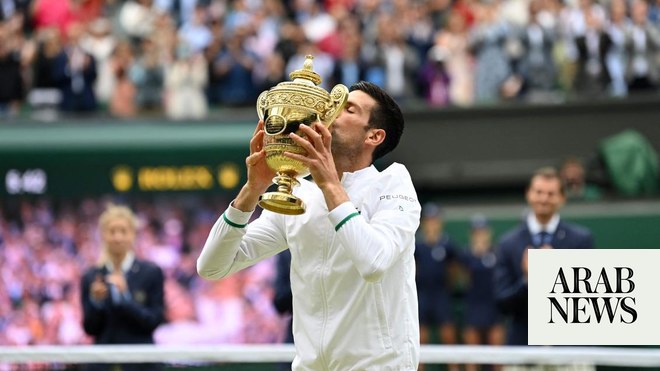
[80,204,165,371]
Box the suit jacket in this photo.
[52,48,98,112]
[494,219,594,345]
[81,258,165,371]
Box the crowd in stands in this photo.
[1,0,660,120]
[0,195,288,348]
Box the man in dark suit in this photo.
[80,204,165,371]
[495,167,594,346]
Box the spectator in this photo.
[164,42,208,120]
[130,37,164,112]
[559,156,603,202]
[572,4,609,99]
[602,0,630,98]
[401,0,435,64]
[329,15,366,88]
[255,51,287,94]
[363,13,420,101]
[417,45,451,106]
[80,203,165,371]
[516,0,559,103]
[28,27,64,121]
[625,0,660,94]
[494,167,594,346]
[52,22,98,113]
[106,40,136,113]
[0,21,24,118]
[178,4,213,55]
[469,1,514,103]
[415,202,460,371]
[458,214,504,371]
[80,18,117,106]
[435,9,474,106]
[210,25,259,106]
[110,64,138,117]
[274,20,306,66]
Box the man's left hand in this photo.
[285,122,348,210]
[285,122,340,189]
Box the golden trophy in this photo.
[256,55,349,215]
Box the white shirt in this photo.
[197,163,421,371]
[526,213,560,235]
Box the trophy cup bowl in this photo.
[256,55,349,215]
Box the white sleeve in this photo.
[197,203,288,280]
[327,164,421,282]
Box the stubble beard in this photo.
[331,135,362,171]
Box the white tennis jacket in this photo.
[197,163,421,371]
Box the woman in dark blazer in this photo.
[81,204,165,371]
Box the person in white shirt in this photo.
[197,81,421,371]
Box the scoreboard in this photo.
[0,122,252,197]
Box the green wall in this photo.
[444,214,660,249]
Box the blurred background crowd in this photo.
[0,195,288,347]
[1,0,660,121]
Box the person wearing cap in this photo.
[494,167,594,346]
[456,214,504,371]
[414,202,460,371]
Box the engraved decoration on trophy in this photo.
[256,55,349,215]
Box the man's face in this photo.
[526,176,565,219]
[330,90,376,158]
[561,163,585,189]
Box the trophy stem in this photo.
[258,172,306,215]
[274,173,299,194]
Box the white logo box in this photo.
[528,249,660,345]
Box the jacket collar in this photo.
[526,213,560,235]
[105,251,135,274]
[340,165,378,187]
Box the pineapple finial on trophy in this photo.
[289,55,322,86]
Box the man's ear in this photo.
[366,128,386,146]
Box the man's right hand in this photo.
[233,120,275,212]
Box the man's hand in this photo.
[234,121,275,212]
[522,244,553,280]
[285,122,349,210]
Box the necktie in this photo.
[538,231,551,247]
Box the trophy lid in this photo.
[289,55,322,86]
[257,53,348,124]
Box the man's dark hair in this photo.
[528,166,566,196]
[349,81,404,161]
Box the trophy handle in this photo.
[322,84,349,126]
[256,91,268,120]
